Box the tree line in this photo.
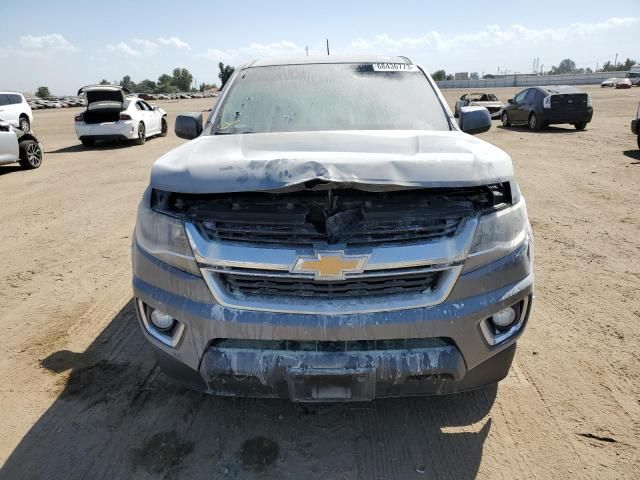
[110,62,236,94]
[34,63,236,98]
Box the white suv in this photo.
[0,92,33,131]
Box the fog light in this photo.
[491,307,517,329]
[150,309,175,331]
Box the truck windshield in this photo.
[211,63,450,134]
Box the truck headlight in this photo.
[135,203,200,276]
[464,200,531,272]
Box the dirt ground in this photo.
[0,86,639,479]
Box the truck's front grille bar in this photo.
[218,270,442,299]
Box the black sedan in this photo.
[502,85,593,131]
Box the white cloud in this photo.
[19,34,77,52]
[198,40,303,62]
[106,42,141,56]
[133,38,158,55]
[350,16,640,52]
[158,37,191,50]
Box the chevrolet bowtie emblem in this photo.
[291,252,369,280]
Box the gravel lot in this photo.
[0,86,639,479]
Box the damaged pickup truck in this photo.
[132,56,534,402]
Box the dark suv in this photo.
[502,85,593,131]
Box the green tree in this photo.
[550,58,577,75]
[120,75,136,91]
[99,79,110,85]
[619,58,636,71]
[218,62,235,88]
[431,69,446,81]
[172,68,193,91]
[36,86,51,99]
[137,79,157,93]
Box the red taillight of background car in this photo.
[120,114,132,121]
[74,114,83,122]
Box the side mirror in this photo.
[151,105,159,110]
[175,112,203,140]
[459,106,491,135]
[507,98,514,104]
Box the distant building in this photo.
[470,72,479,80]
[454,72,469,80]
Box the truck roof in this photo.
[247,55,413,68]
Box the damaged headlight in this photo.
[135,202,201,276]
[464,199,531,272]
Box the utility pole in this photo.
[614,53,618,67]
[326,39,330,55]
[305,46,309,56]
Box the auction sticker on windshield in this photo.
[372,63,419,72]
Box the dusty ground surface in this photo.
[0,86,639,479]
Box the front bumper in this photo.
[132,238,534,401]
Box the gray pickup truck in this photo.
[132,56,534,402]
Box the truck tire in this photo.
[18,139,42,169]
[81,138,95,147]
[574,122,587,131]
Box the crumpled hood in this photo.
[150,130,513,193]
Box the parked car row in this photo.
[136,92,219,101]
[27,97,86,110]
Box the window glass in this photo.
[0,94,9,106]
[212,63,450,134]
[514,90,528,103]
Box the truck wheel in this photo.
[574,122,587,131]
[502,111,511,127]
[136,122,146,145]
[81,138,95,147]
[19,115,30,132]
[160,117,168,137]
[528,113,542,131]
[18,140,42,169]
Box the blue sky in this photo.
[1,0,638,94]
